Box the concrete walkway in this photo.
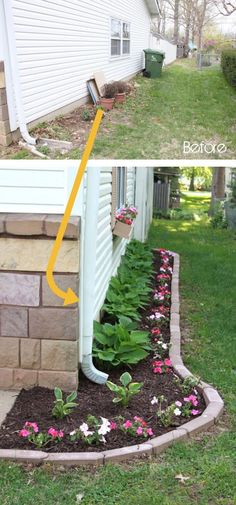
[0,391,18,426]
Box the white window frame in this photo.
[116,167,126,210]
[110,17,131,59]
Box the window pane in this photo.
[111,39,121,56]
[111,19,121,38]
[123,40,130,55]
[123,23,130,39]
[116,167,126,209]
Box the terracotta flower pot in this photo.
[113,221,133,239]
[99,97,115,111]
[115,93,126,104]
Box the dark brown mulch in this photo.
[0,251,205,452]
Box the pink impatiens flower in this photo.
[153,366,163,374]
[19,429,30,438]
[184,395,198,407]
[191,409,200,416]
[110,421,117,431]
[147,428,154,437]
[136,426,143,436]
[123,420,133,429]
[175,401,182,407]
[48,427,64,439]
[164,359,172,367]
[25,422,39,433]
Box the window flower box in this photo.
[113,205,138,239]
[113,220,133,239]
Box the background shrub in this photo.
[221,49,236,88]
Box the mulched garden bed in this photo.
[0,250,205,453]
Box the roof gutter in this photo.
[146,0,161,16]
[3,0,36,145]
[80,167,108,385]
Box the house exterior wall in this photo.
[0,214,80,391]
[0,161,83,215]
[81,167,135,319]
[134,167,153,242]
[4,0,152,131]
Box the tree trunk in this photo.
[189,169,195,191]
[209,168,225,216]
[173,0,180,44]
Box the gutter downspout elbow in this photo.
[81,167,108,385]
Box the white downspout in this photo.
[81,167,108,385]
[3,0,36,145]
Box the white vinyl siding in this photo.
[6,0,151,127]
[0,161,83,214]
[93,167,135,318]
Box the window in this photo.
[116,167,126,209]
[111,18,130,57]
[111,167,127,229]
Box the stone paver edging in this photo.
[0,252,224,466]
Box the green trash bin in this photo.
[144,49,165,78]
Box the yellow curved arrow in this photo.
[46,109,104,306]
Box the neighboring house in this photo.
[150,34,177,65]
[0,0,160,146]
[0,164,154,390]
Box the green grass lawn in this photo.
[91,60,236,159]
[2,60,235,160]
[0,192,236,504]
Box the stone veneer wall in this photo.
[0,62,12,146]
[0,214,80,391]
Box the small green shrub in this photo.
[211,202,228,229]
[221,49,236,88]
[106,372,143,407]
[174,375,201,395]
[93,316,151,367]
[52,387,78,419]
[82,109,91,121]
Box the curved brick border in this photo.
[0,252,224,466]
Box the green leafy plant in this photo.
[174,375,201,395]
[93,316,151,367]
[82,109,91,121]
[106,372,143,407]
[52,387,78,419]
[211,202,228,229]
[156,396,177,427]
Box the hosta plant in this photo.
[52,387,78,419]
[93,316,151,367]
[106,372,143,407]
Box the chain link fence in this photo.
[196,52,221,70]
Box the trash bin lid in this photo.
[143,48,165,57]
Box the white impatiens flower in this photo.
[162,343,168,350]
[151,396,158,405]
[79,423,94,437]
[98,417,111,436]
[70,430,77,436]
[174,408,182,417]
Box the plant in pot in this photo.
[114,81,128,103]
[113,205,138,239]
[99,83,118,111]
